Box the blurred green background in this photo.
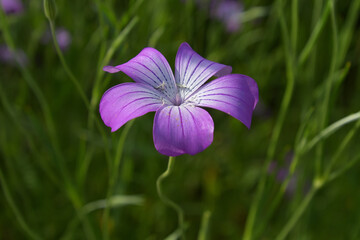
[1,0,360,239]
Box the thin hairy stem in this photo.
[156,157,185,240]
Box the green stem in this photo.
[87,16,138,130]
[0,6,79,207]
[291,0,298,55]
[315,0,338,178]
[242,0,295,239]
[0,84,60,187]
[254,111,313,236]
[298,1,331,65]
[48,20,90,108]
[0,168,42,240]
[48,18,110,191]
[47,17,112,188]
[79,17,138,186]
[156,157,185,240]
[302,111,360,153]
[275,149,360,240]
[102,120,134,240]
[270,116,360,239]
[1,7,96,239]
[274,187,317,240]
[256,152,300,236]
[323,119,360,179]
[255,105,314,235]
[327,154,360,183]
[338,0,360,64]
[197,210,211,240]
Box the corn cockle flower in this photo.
[212,0,244,32]
[0,45,27,66]
[42,27,72,51]
[100,42,258,156]
[1,0,23,15]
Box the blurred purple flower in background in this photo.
[42,28,72,51]
[267,161,277,174]
[268,151,298,197]
[101,42,258,156]
[0,0,23,15]
[276,168,297,196]
[0,44,27,66]
[55,28,71,51]
[182,0,244,32]
[211,0,244,32]
[182,0,268,33]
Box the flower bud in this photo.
[43,0,57,21]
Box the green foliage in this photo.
[1,0,360,239]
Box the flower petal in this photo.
[100,82,167,132]
[190,74,258,128]
[153,105,214,156]
[103,47,177,102]
[175,42,232,100]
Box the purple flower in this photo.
[55,28,71,51]
[42,27,72,51]
[268,151,298,197]
[1,0,23,15]
[269,165,297,197]
[212,0,244,32]
[0,44,27,66]
[100,42,258,156]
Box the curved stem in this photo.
[156,157,185,240]
[302,111,360,153]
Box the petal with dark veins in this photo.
[190,74,258,128]
[153,105,214,156]
[100,82,167,132]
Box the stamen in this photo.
[155,81,166,90]
[176,83,190,90]
[160,97,166,105]
[186,96,201,106]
